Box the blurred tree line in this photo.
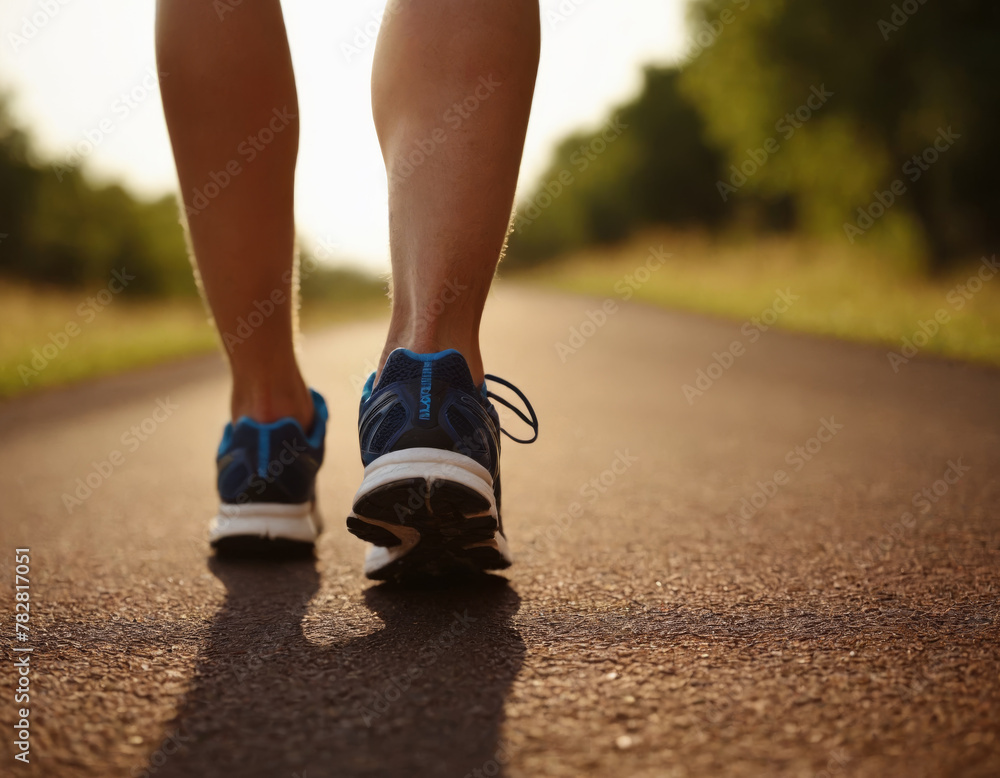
[509,0,1000,273]
[0,97,197,295]
[0,96,382,298]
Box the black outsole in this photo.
[365,543,510,582]
[347,476,508,580]
[211,536,316,560]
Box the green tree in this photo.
[0,96,196,294]
[507,67,730,267]
[681,0,1000,270]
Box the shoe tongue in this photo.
[380,348,477,395]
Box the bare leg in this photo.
[372,0,541,385]
[156,0,313,426]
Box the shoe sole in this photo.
[346,448,511,580]
[209,501,322,557]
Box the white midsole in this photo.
[350,447,497,517]
[209,501,323,543]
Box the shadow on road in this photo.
[146,557,524,778]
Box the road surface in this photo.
[1,285,998,777]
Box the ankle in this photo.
[231,375,315,429]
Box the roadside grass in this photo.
[0,275,388,400]
[511,232,1000,367]
[8,233,996,401]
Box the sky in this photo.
[1,0,687,270]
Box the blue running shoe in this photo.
[348,349,538,579]
[209,389,328,555]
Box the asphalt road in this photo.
[1,285,998,778]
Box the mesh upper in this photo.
[447,405,477,443]
[359,349,497,473]
[373,350,477,398]
[430,353,478,396]
[370,403,407,451]
[376,354,422,388]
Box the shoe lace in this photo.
[484,374,539,444]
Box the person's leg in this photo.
[156,0,313,427]
[349,0,540,579]
[372,0,541,385]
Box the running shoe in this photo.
[209,389,328,555]
[348,348,538,579]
